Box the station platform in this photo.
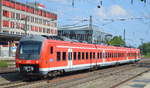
[0,57,15,60]
[118,71,150,88]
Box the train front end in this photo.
[15,35,46,76]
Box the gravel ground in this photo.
[68,68,148,88]
[0,72,22,85]
[0,59,150,88]
[19,63,150,88]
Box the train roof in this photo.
[20,35,139,51]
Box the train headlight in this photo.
[36,61,39,64]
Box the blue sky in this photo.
[21,0,150,47]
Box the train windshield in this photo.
[18,41,42,60]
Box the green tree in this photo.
[139,42,150,55]
[140,0,146,3]
[107,36,125,46]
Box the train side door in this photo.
[102,50,106,63]
[68,48,72,69]
[126,51,128,60]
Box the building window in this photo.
[16,13,20,20]
[3,20,9,27]
[10,22,15,28]
[11,12,15,18]
[3,10,10,17]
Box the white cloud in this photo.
[109,5,127,16]
[97,7,107,19]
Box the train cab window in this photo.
[78,52,81,60]
[73,52,77,60]
[50,47,53,54]
[62,52,66,61]
[57,52,61,61]
[86,52,88,59]
[82,52,85,59]
[90,52,92,59]
[93,52,95,59]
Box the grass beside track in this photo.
[144,53,150,58]
[0,60,8,67]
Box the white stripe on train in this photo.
[39,59,140,72]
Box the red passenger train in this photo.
[15,35,141,77]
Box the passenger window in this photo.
[105,52,107,58]
[73,52,77,60]
[82,52,85,59]
[90,52,92,59]
[57,52,61,61]
[78,52,81,60]
[110,53,112,58]
[50,47,53,54]
[97,53,99,59]
[62,52,66,61]
[93,52,95,59]
[86,52,88,59]
[100,52,102,59]
[115,53,117,57]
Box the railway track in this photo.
[0,71,16,75]
[0,58,150,88]
[110,69,150,88]
[24,63,147,88]
[45,64,141,88]
[0,64,136,88]
[32,59,150,88]
[0,77,48,88]
[0,81,27,88]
